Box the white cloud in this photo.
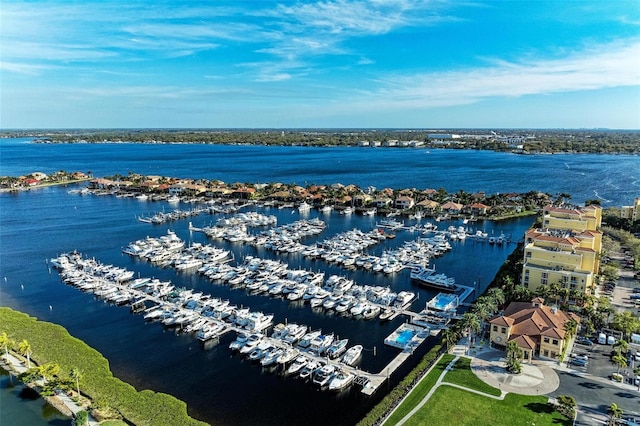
[359,40,640,109]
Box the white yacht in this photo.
[328,369,355,391]
[287,355,309,375]
[326,338,349,359]
[341,344,363,366]
[312,364,336,387]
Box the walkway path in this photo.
[388,355,509,426]
[383,338,562,426]
[1,353,100,426]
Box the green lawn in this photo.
[400,386,571,426]
[383,354,455,425]
[442,357,502,397]
[384,356,571,426]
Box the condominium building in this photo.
[621,197,640,222]
[521,205,602,295]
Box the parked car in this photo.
[570,358,588,367]
[576,336,594,346]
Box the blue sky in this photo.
[1,0,639,129]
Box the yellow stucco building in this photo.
[521,205,602,295]
[621,197,640,222]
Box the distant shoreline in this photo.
[0,178,90,193]
[2,129,639,155]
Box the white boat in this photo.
[239,338,262,355]
[341,345,363,366]
[362,304,380,320]
[341,207,353,215]
[196,321,224,341]
[229,333,249,351]
[287,355,309,374]
[312,364,336,386]
[309,333,334,355]
[276,346,299,365]
[298,360,319,380]
[248,342,274,361]
[298,330,321,349]
[298,201,312,212]
[379,308,395,321]
[260,347,284,366]
[320,205,332,214]
[326,338,349,359]
[410,266,456,291]
[328,369,355,391]
[167,195,180,204]
[393,291,416,309]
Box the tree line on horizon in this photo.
[2,129,639,154]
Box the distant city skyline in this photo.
[1,0,639,129]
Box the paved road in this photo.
[552,369,640,422]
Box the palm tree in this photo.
[36,362,60,384]
[506,340,524,374]
[608,402,623,426]
[441,328,459,353]
[564,318,578,339]
[17,339,32,368]
[70,368,82,397]
[486,287,505,307]
[613,339,629,357]
[535,284,550,300]
[461,312,481,351]
[512,285,532,302]
[611,353,627,375]
[548,282,561,306]
[0,332,14,359]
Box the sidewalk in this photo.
[454,337,560,396]
[1,353,100,426]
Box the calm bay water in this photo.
[0,138,638,425]
[1,138,638,206]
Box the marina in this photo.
[1,181,536,426]
[8,139,632,425]
[50,249,438,396]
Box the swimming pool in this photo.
[395,329,415,345]
[429,293,459,311]
[384,324,425,349]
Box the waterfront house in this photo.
[466,202,489,216]
[395,196,415,210]
[231,187,257,199]
[371,198,392,208]
[416,199,440,214]
[489,298,579,362]
[521,204,602,296]
[440,201,463,214]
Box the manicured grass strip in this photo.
[1,307,207,426]
[357,343,446,426]
[382,354,454,426]
[401,386,571,426]
[442,356,501,397]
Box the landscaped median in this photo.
[378,355,572,426]
[0,307,207,426]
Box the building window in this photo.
[525,251,532,259]
[543,350,549,357]
[552,339,559,345]
[501,327,506,334]
[493,325,498,332]
[543,337,550,343]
